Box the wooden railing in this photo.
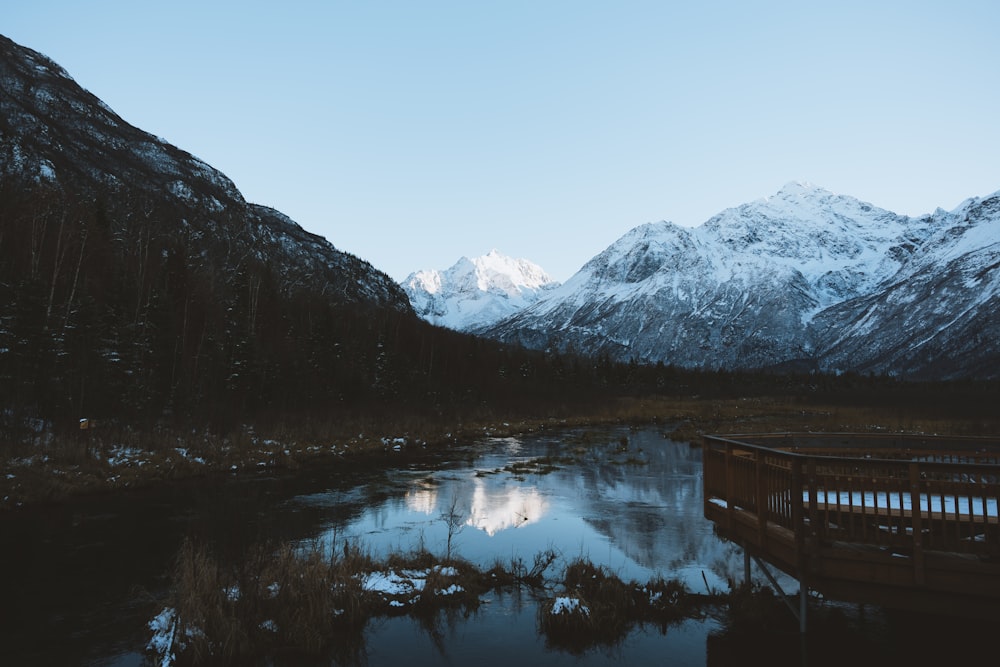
[703,433,1000,562]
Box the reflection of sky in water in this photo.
[302,426,796,595]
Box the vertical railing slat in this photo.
[792,457,804,569]
[909,462,925,585]
[756,451,767,547]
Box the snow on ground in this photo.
[550,597,590,616]
[147,608,178,667]
[361,565,462,599]
[147,565,466,665]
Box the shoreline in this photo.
[4,395,998,512]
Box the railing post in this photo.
[756,449,767,548]
[807,457,819,547]
[725,441,735,532]
[909,461,925,586]
[792,456,814,636]
[791,458,805,568]
[702,437,711,518]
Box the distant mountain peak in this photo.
[402,250,559,331]
[776,180,821,195]
[747,181,853,213]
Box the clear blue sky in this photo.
[6,1,999,282]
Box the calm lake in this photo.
[0,425,988,666]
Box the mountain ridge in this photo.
[477,183,999,380]
[0,33,410,312]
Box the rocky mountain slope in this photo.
[809,192,1000,378]
[480,182,999,380]
[0,34,424,428]
[401,250,559,331]
[0,34,408,311]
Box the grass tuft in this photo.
[538,558,700,653]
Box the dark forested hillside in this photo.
[0,34,640,448]
[0,176,639,444]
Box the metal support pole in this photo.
[751,555,802,629]
[799,582,808,634]
[744,547,751,586]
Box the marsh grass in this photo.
[660,396,1000,444]
[491,548,560,589]
[5,390,999,509]
[164,539,380,664]
[157,538,557,665]
[538,558,706,653]
[158,542,824,664]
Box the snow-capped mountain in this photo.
[402,250,559,331]
[480,182,1000,380]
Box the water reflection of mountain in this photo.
[466,482,549,535]
[551,429,747,586]
[403,427,749,585]
[406,475,550,536]
[405,482,439,515]
[324,426,785,591]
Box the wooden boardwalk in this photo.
[702,433,1000,621]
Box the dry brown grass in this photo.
[538,557,702,653]
[162,539,378,663]
[4,391,998,509]
[158,538,525,664]
[159,542,711,664]
[656,396,1000,443]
